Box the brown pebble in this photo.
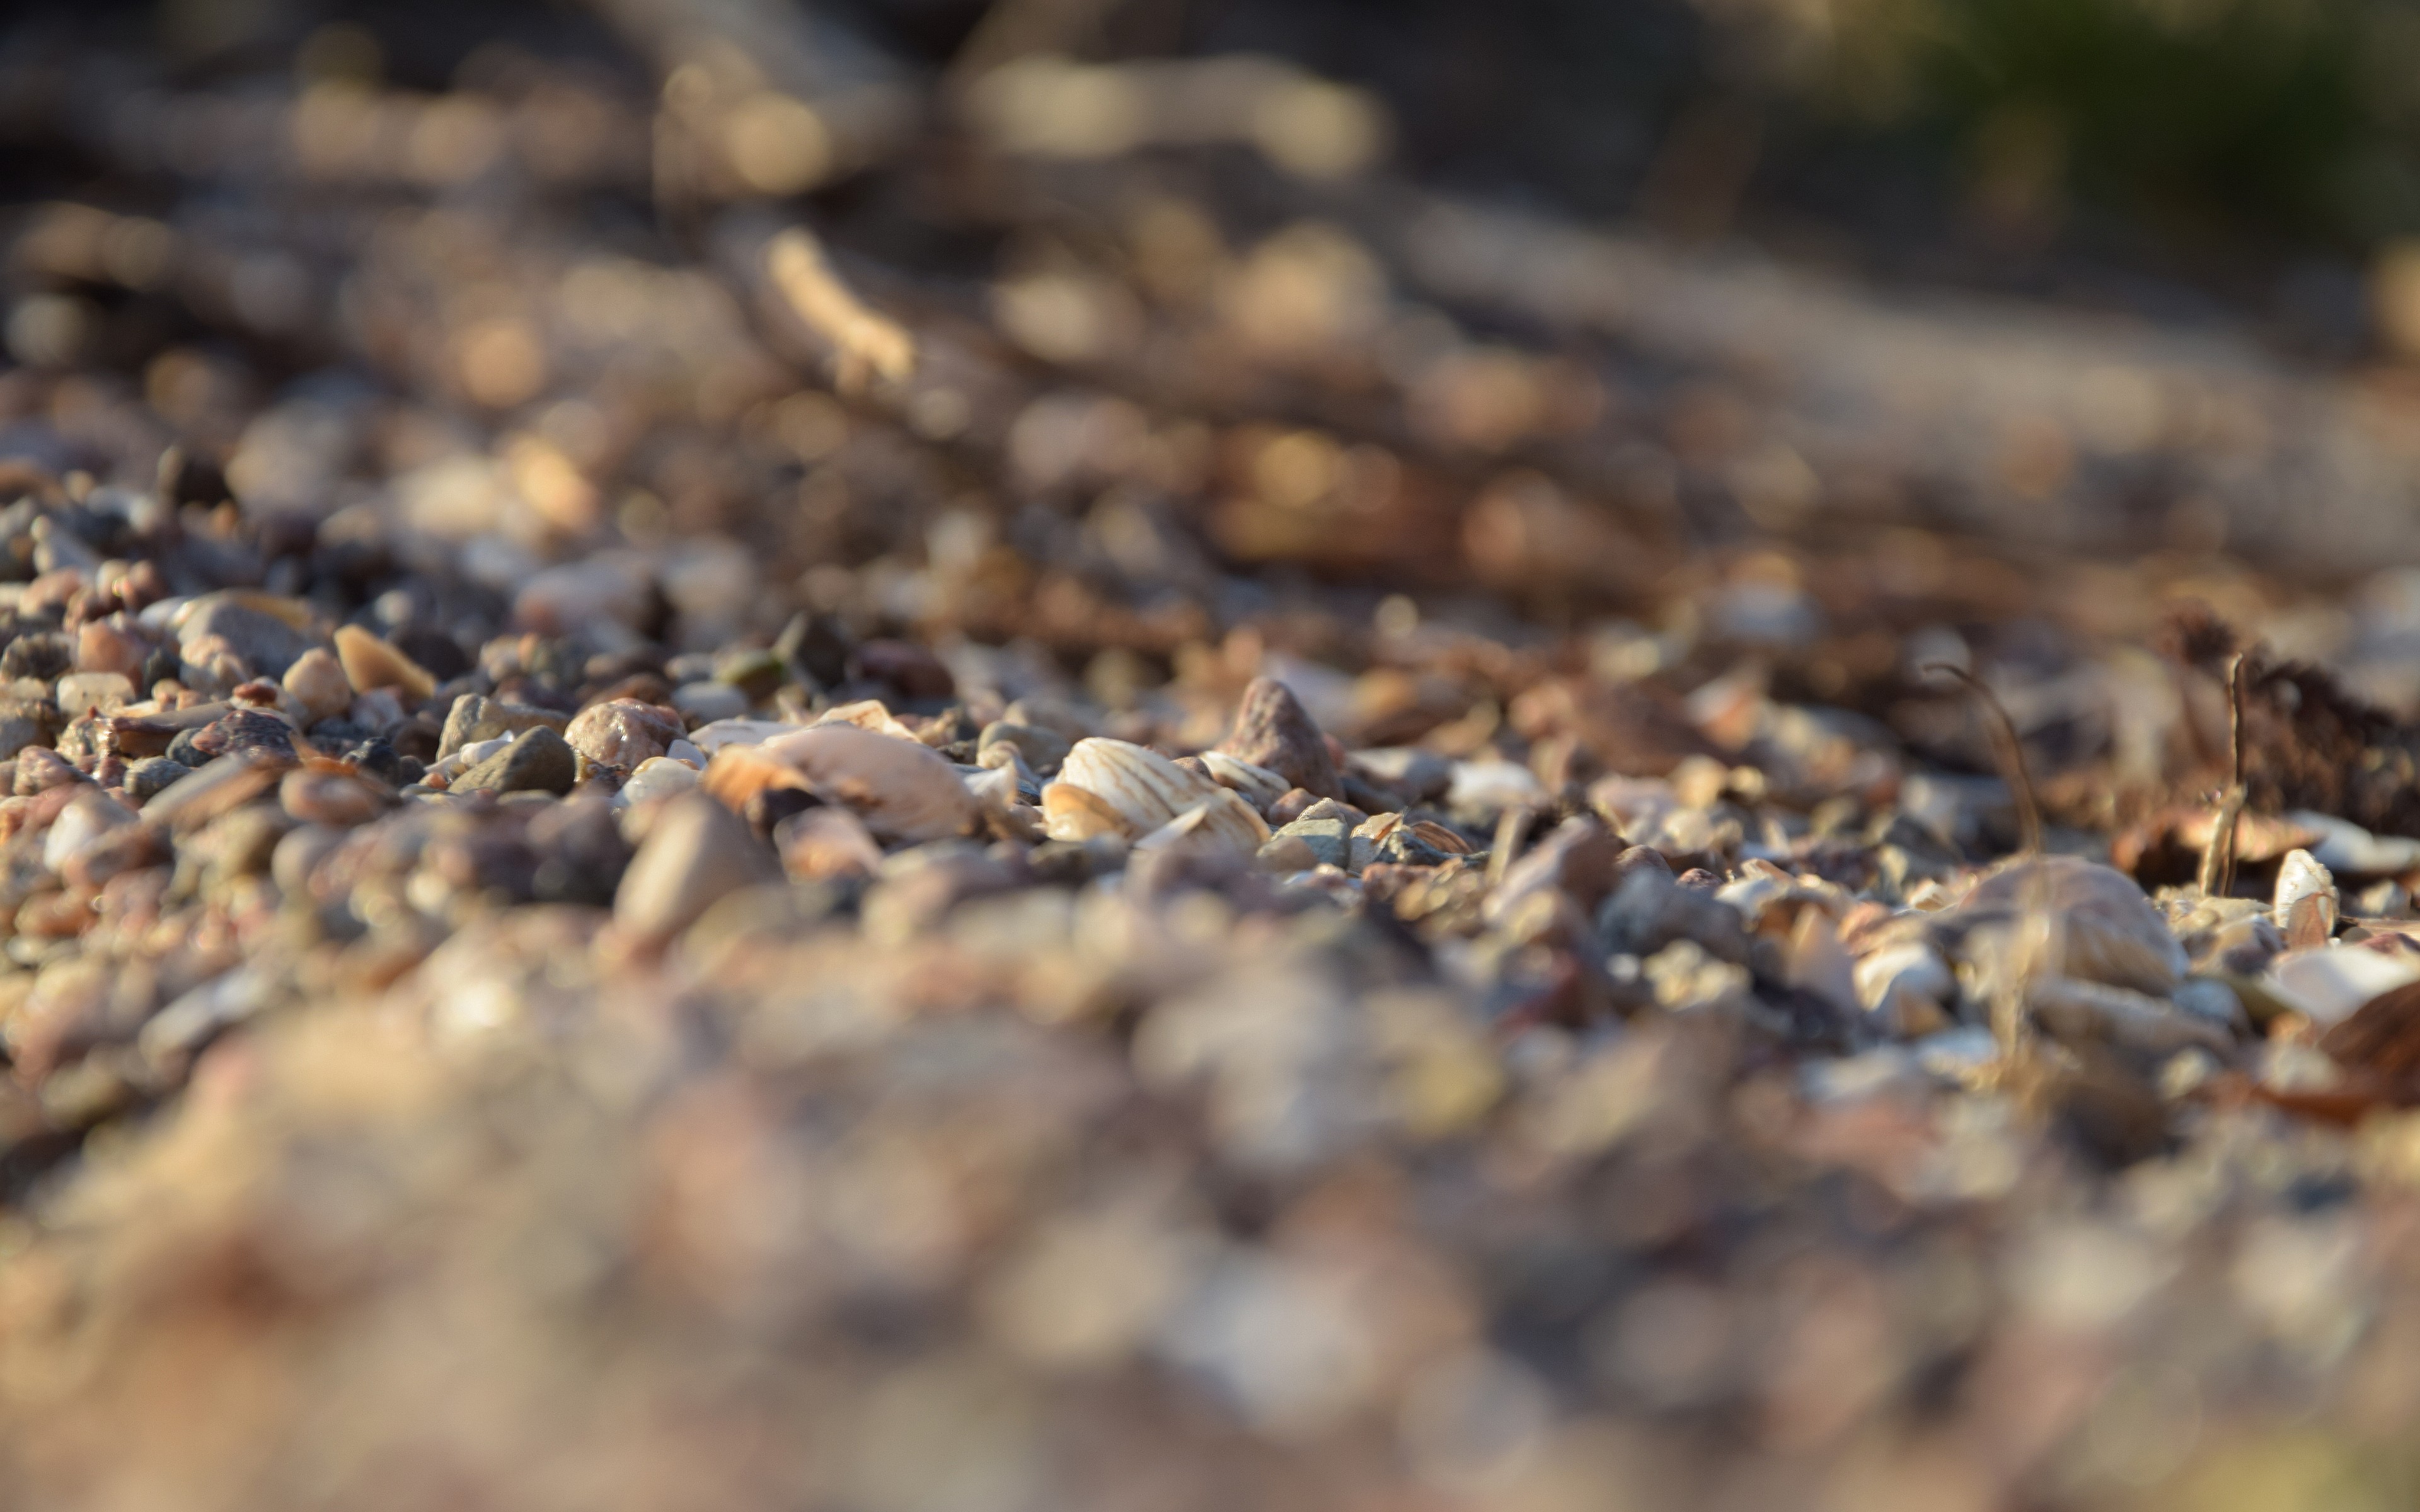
[1216,676,1343,800]
[565,698,684,769]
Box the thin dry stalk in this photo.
[2196,651,2249,898]
[765,228,917,392]
[1927,663,2041,856]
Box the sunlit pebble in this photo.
[456,317,548,409]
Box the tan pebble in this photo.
[334,624,436,701]
[280,768,389,827]
[75,621,142,676]
[282,648,354,724]
[701,723,977,844]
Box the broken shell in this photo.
[1130,788,1273,859]
[1047,737,1236,842]
[701,724,978,844]
[2273,848,2339,949]
[1196,750,1291,813]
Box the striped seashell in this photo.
[1046,738,1248,842]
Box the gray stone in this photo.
[176,596,314,680]
[453,726,578,796]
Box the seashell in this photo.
[1040,781,1129,842]
[701,723,977,844]
[816,699,925,743]
[1129,788,1273,859]
[333,624,436,702]
[1196,750,1291,813]
[1951,854,2186,997]
[1855,940,1954,1034]
[1047,737,1240,842]
[2273,848,2338,949]
[1782,907,1858,1018]
[2269,941,2420,1026]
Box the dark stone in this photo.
[0,630,71,682]
[453,726,577,796]
[190,709,297,763]
[124,757,193,804]
[1217,677,1342,800]
[344,736,405,787]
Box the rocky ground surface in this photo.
[13,5,2420,1512]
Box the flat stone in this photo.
[54,672,134,721]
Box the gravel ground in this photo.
[7,6,2420,1511]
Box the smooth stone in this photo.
[565,698,684,769]
[452,726,577,796]
[613,791,780,944]
[177,596,312,679]
[282,646,354,724]
[124,756,192,804]
[54,672,133,721]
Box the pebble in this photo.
[613,791,780,944]
[1216,676,1342,800]
[54,672,132,720]
[282,647,355,724]
[437,694,570,761]
[177,595,312,680]
[618,755,703,807]
[565,698,684,769]
[122,756,192,803]
[451,726,579,796]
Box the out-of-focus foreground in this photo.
[11,3,2420,1511]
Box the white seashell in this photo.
[1196,751,1291,812]
[1047,737,1238,841]
[701,724,977,844]
[2268,944,2420,1026]
[1130,789,1274,859]
[2273,847,2338,946]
